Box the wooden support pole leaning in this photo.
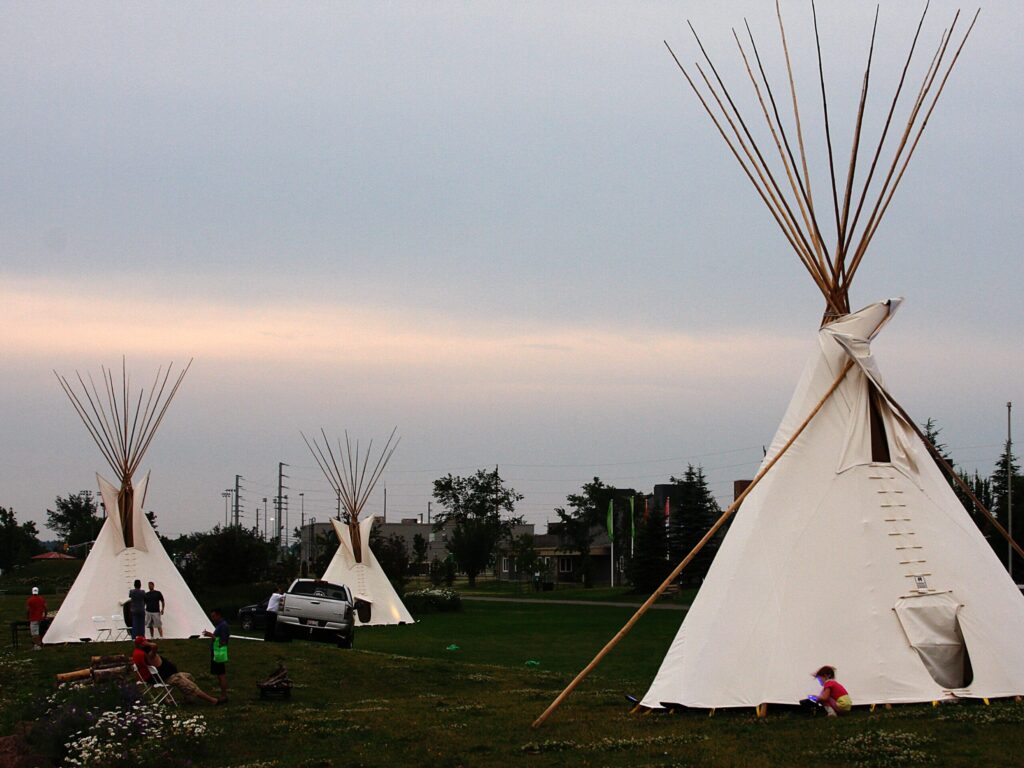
[885,393,1024,563]
[531,358,856,729]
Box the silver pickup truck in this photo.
[275,578,355,648]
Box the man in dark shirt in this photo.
[145,581,165,638]
[202,608,229,703]
[128,580,146,640]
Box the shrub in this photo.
[403,588,462,614]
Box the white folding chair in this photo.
[110,615,131,641]
[91,615,112,642]
[142,665,178,707]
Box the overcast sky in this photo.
[2,1,1021,539]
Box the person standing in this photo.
[128,580,147,640]
[264,586,285,641]
[25,587,47,651]
[145,581,165,638]
[202,608,229,703]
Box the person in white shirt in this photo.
[264,586,285,641]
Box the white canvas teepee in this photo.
[532,6,1018,727]
[641,300,1024,708]
[304,427,413,626]
[47,360,211,644]
[322,517,414,626]
[45,473,212,644]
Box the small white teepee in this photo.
[304,428,413,626]
[322,517,414,626]
[46,361,211,644]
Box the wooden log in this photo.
[90,654,129,666]
[56,669,92,683]
[92,666,131,684]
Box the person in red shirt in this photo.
[132,636,153,682]
[813,665,852,716]
[25,587,47,651]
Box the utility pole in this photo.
[233,475,243,527]
[262,498,268,541]
[427,501,431,524]
[221,490,231,527]
[284,494,289,550]
[300,492,305,565]
[277,462,289,550]
[383,485,387,522]
[1009,401,1014,581]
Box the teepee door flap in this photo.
[894,593,972,690]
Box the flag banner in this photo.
[607,499,614,536]
[630,496,636,540]
[643,495,650,522]
[665,497,670,519]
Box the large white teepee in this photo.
[46,361,211,644]
[641,300,1024,708]
[322,517,414,626]
[45,474,212,643]
[304,428,413,626]
[533,6,1018,727]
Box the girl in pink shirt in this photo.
[814,665,852,716]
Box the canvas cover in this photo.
[44,472,213,644]
[641,300,1024,708]
[321,516,414,626]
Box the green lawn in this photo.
[4,588,1024,768]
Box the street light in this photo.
[299,492,306,566]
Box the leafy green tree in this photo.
[507,532,538,580]
[190,526,275,586]
[627,495,670,593]
[370,523,411,596]
[554,478,610,588]
[669,465,723,584]
[46,492,103,548]
[311,527,339,578]
[432,468,523,587]
[0,507,43,571]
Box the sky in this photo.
[1,1,1021,540]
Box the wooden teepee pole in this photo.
[531,357,856,729]
[883,394,1024,562]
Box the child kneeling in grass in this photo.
[813,665,852,716]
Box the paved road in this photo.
[461,595,689,611]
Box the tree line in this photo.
[3,417,1022,594]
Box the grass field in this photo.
[3,566,1024,767]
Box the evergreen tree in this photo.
[668,465,723,584]
[920,418,1003,557]
[627,495,670,593]
[990,444,1023,572]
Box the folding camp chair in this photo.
[110,615,132,642]
[91,615,112,642]
[139,665,178,707]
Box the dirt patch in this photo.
[0,723,49,768]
